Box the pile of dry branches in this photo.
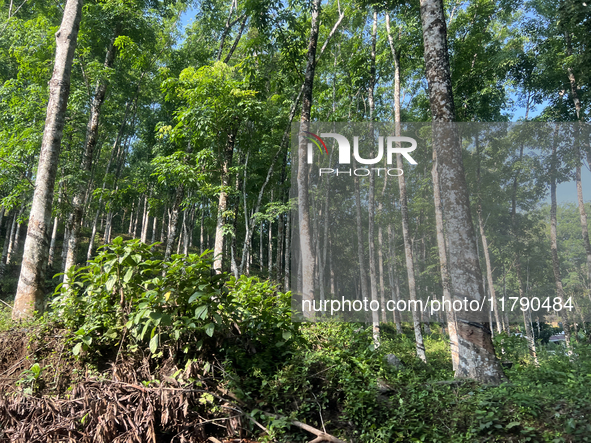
[0,378,242,442]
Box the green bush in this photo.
[47,237,297,363]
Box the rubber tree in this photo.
[13,0,83,320]
[419,0,505,383]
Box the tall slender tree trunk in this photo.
[12,0,83,319]
[0,211,14,278]
[432,150,459,370]
[386,12,425,360]
[151,215,157,244]
[132,197,141,239]
[199,203,205,254]
[354,166,369,304]
[284,209,290,290]
[87,102,130,259]
[419,0,504,383]
[213,132,236,271]
[510,143,538,362]
[565,36,591,301]
[296,0,321,313]
[397,154,426,361]
[367,9,380,345]
[268,217,273,276]
[63,33,117,283]
[387,224,403,333]
[549,125,572,349]
[141,194,150,243]
[475,136,501,334]
[165,185,184,261]
[161,205,167,244]
[7,204,24,265]
[48,215,59,267]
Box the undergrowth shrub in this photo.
[47,237,298,365]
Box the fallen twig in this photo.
[262,412,347,443]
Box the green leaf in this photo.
[282,331,292,341]
[105,328,118,339]
[150,333,159,354]
[73,342,83,356]
[205,322,215,337]
[105,274,117,292]
[123,267,134,283]
[194,305,208,320]
[189,291,204,303]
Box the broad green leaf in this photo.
[149,333,159,354]
[123,267,134,283]
[73,342,83,356]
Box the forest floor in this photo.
[0,239,590,442]
[1,307,591,442]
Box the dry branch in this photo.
[262,412,347,443]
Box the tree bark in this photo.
[12,0,83,319]
[419,0,504,383]
[141,194,150,243]
[296,0,321,313]
[0,211,14,278]
[213,131,236,271]
[367,9,380,346]
[47,216,59,268]
[7,204,24,265]
[432,150,459,370]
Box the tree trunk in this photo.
[213,131,236,271]
[397,153,426,362]
[367,9,380,346]
[141,194,150,243]
[63,33,117,283]
[432,150,459,370]
[161,204,167,244]
[48,216,59,268]
[165,185,184,261]
[7,204,24,265]
[354,166,369,306]
[296,0,321,314]
[387,224,403,333]
[87,102,130,260]
[0,211,14,278]
[12,0,82,319]
[549,126,572,348]
[132,196,141,239]
[284,208,290,290]
[268,216,273,276]
[419,0,504,383]
[565,36,591,303]
[151,215,157,244]
[510,142,538,362]
[199,203,204,254]
[475,135,501,334]
[387,13,425,359]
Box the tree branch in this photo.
[262,412,347,443]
